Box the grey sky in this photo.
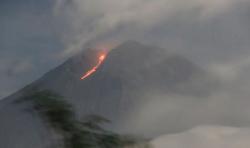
[0,0,63,98]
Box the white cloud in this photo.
[55,0,249,56]
[0,58,34,98]
[209,55,250,82]
[152,126,250,148]
[118,87,250,136]
[0,59,33,75]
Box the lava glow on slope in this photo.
[80,54,106,80]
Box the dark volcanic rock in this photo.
[0,41,216,148]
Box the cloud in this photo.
[0,59,33,75]
[118,83,250,136]
[54,0,249,57]
[0,0,64,98]
[151,126,250,148]
[209,55,250,82]
[0,58,34,97]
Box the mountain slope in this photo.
[0,41,216,148]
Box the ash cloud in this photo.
[54,0,250,62]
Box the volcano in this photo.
[0,41,216,148]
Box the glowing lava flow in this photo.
[80,54,106,80]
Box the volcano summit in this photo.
[0,41,216,148]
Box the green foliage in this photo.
[20,90,76,133]
[20,90,149,148]
[80,115,110,132]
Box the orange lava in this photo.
[80,54,106,80]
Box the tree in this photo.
[18,90,150,148]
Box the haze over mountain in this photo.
[0,41,216,148]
